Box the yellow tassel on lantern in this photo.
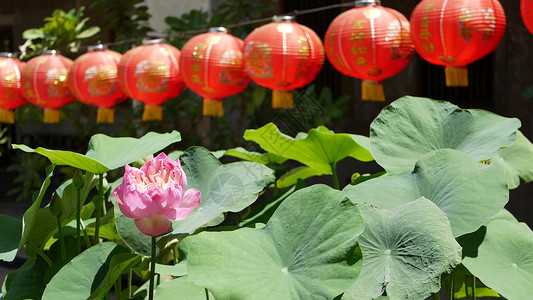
[272,90,294,109]
[0,109,15,124]
[97,107,114,124]
[142,105,162,121]
[203,99,223,117]
[445,67,468,87]
[43,108,60,123]
[362,80,385,102]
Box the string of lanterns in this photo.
[0,0,517,124]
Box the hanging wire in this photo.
[14,1,358,57]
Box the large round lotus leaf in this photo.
[490,130,533,189]
[370,96,520,174]
[155,277,213,300]
[344,149,508,237]
[184,184,364,300]
[114,147,274,256]
[462,218,533,300]
[342,199,462,300]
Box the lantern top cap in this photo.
[355,0,381,7]
[0,52,13,58]
[88,43,107,52]
[43,50,59,55]
[142,38,164,45]
[209,27,228,34]
[272,15,295,23]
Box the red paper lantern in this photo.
[521,0,533,35]
[69,44,126,123]
[325,0,414,101]
[243,15,325,109]
[21,50,75,123]
[180,27,250,117]
[118,39,185,121]
[0,53,26,123]
[411,0,506,86]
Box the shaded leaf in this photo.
[491,130,533,189]
[0,215,22,262]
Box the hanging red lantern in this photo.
[521,0,533,35]
[69,44,126,123]
[325,0,414,101]
[411,0,506,87]
[243,15,325,109]
[180,27,250,117]
[21,50,75,123]
[118,39,185,121]
[0,53,26,123]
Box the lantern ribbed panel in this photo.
[411,0,506,68]
[521,0,533,35]
[69,49,125,108]
[243,20,325,96]
[0,57,26,110]
[325,5,414,82]
[180,31,250,101]
[118,43,184,106]
[21,53,75,110]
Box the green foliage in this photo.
[183,184,364,300]
[2,95,533,299]
[370,96,521,175]
[342,199,461,300]
[90,0,152,53]
[344,149,508,237]
[13,131,181,174]
[20,7,100,57]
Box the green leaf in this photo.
[42,242,138,300]
[3,257,48,300]
[155,276,213,300]
[244,123,373,174]
[184,184,364,300]
[114,147,274,256]
[224,147,287,165]
[76,26,100,39]
[491,130,533,189]
[344,149,508,237]
[156,260,187,277]
[370,96,521,174]
[13,131,181,174]
[0,215,22,262]
[462,218,533,300]
[342,199,462,300]
[22,28,44,39]
[20,164,55,248]
[276,166,326,188]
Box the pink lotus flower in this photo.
[113,153,201,236]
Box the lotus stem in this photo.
[56,215,66,259]
[76,185,82,252]
[448,271,454,300]
[149,236,157,300]
[94,174,104,244]
[331,163,340,189]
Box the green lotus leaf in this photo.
[244,123,373,175]
[490,130,533,189]
[184,184,364,300]
[344,149,508,237]
[13,131,181,173]
[370,96,520,174]
[462,218,533,300]
[342,198,462,300]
